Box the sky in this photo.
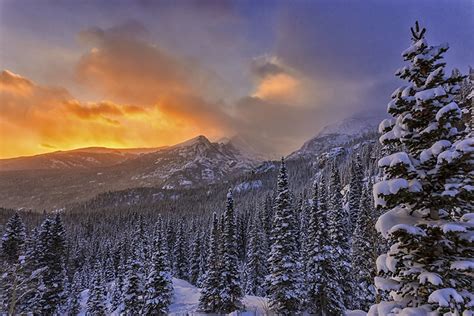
[0,0,472,159]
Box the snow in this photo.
[389,224,426,236]
[378,118,395,133]
[414,87,446,101]
[234,180,263,193]
[450,260,474,271]
[169,278,269,315]
[435,102,461,121]
[428,288,464,307]
[373,179,409,206]
[378,152,411,168]
[418,272,442,286]
[374,276,400,291]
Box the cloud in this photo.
[0,69,223,158]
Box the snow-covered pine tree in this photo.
[327,163,352,312]
[267,158,303,315]
[219,189,243,313]
[350,182,377,311]
[348,155,364,231]
[1,213,26,263]
[189,227,202,285]
[142,216,173,314]
[306,174,346,315]
[198,213,223,313]
[123,220,145,314]
[65,271,82,315]
[110,244,126,313]
[0,213,27,313]
[173,219,189,280]
[36,214,67,315]
[87,261,107,316]
[370,22,474,315]
[244,213,268,296]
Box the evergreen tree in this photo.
[36,214,67,315]
[1,213,26,263]
[327,164,352,312]
[244,213,268,296]
[348,155,364,231]
[219,189,243,313]
[142,216,173,314]
[123,221,145,314]
[198,213,223,313]
[66,271,82,316]
[351,183,377,311]
[0,213,27,313]
[267,158,303,315]
[306,174,345,315]
[87,262,107,316]
[189,228,202,285]
[173,219,189,280]
[371,22,473,314]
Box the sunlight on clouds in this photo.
[253,73,301,103]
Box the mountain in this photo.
[0,135,259,210]
[288,116,379,160]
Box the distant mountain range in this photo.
[0,116,380,210]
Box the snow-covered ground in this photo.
[79,278,270,315]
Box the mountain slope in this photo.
[288,116,379,160]
[0,135,259,210]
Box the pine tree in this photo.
[371,22,474,314]
[66,271,82,315]
[36,214,67,315]
[306,174,346,315]
[351,183,377,311]
[198,213,223,313]
[244,213,268,296]
[87,262,107,316]
[189,228,202,285]
[327,164,352,312]
[123,221,145,314]
[142,216,173,314]
[110,246,126,313]
[348,155,364,231]
[173,219,189,280]
[219,189,243,313]
[267,158,303,315]
[0,213,27,313]
[1,213,26,263]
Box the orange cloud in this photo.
[0,69,231,159]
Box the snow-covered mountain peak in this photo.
[288,116,379,160]
[317,116,379,137]
[171,135,212,149]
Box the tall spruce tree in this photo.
[173,219,189,280]
[188,228,202,286]
[327,163,352,312]
[351,183,377,311]
[36,214,67,315]
[348,155,364,231]
[1,213,26,263]
[142,216,173,314]
[219,189,243,313]
[370,22,474,315]
[198,213,223,313]
[244,214,268,296]
[0,213,27,313]
[267,158,303,315]
[87,262,107,316]
[123,221,145,314]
